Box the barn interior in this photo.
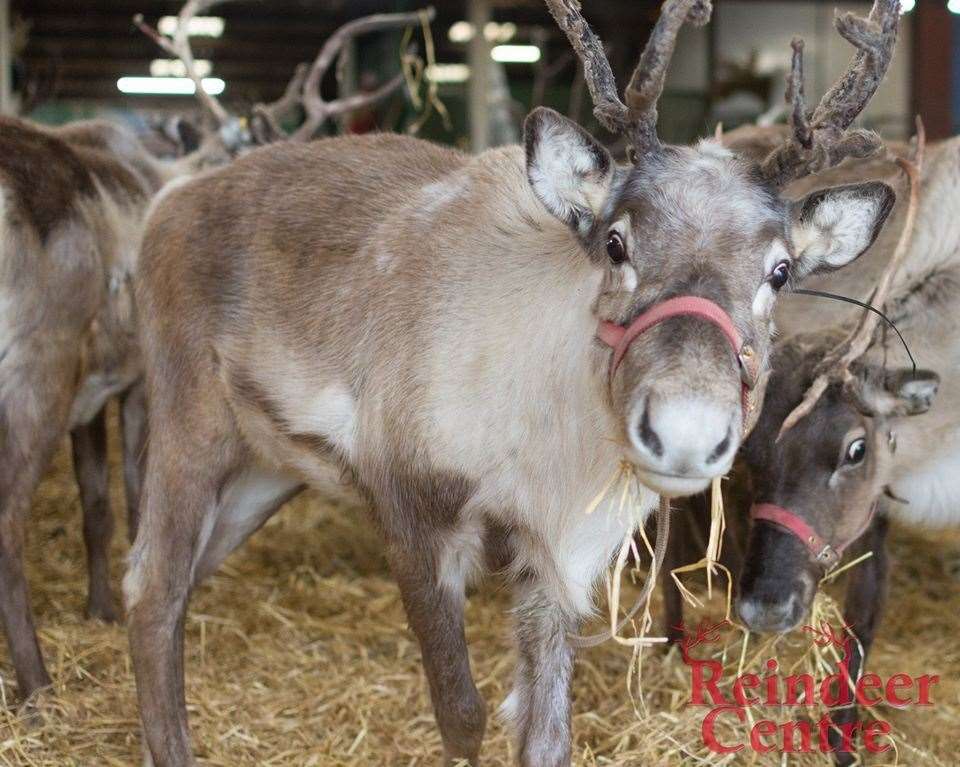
[10,1,956,147]
[3,1,960,765]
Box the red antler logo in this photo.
[674,618,731,663]
[802,620,854,656]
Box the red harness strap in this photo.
[596,295,754,430]
[750,501,879,571]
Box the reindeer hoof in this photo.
[15,686,53,728]
[86,598,121,624]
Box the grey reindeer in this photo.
[124,1,902,765]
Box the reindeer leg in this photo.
[125,396,241,767]
[661,497,704,644]
[125,467,204,767]
[0,372,74,702]
[661,514,684,645]
[506,579,578,767]
[71,406,119,623]
[389,539,486,767]
[828,511,890,766]
[0,484,52,701]
[363,465,487,765]
[120,381,148,543]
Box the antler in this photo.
[250,64,309,144]
[778,118,925,439]
[762,0,900,185]
[543,0,712,158]
[137,3,432,148]
[622,0,712,157]
[288,8,434,142]
[134,0,238,132]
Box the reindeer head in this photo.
[737,341,938,633]
[526,0,900,496]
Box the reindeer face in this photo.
[525,108,896,497]
[736,347,939,633]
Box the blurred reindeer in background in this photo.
[134,0,438,160]
[0,1,435,707]
[0,116,165,702]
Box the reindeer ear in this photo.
[856,367,940,417]
[524,107,614,236]
[790,182,895,276]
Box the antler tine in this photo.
[250,63,309,144]
[762,0,899,185]
[134,0,237,130]
[778,118,926,439]
[786,39,812,151]
[623,0,712,157]
[290,8,434,142]
[542,0,629,135]
[811,0,900,131]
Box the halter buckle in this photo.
[815,544,839,570]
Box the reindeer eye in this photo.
[844,438,866,466]
[769,260,791,291]
[606,231,627,264]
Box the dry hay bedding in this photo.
[2,421,959,766]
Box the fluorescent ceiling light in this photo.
[448,21,474,43]
[117,76,225,95]
[426,63,470,83]
[899,0,914,12]
[484,21,517,43]
[449,21,518,44]
[150,58,212,78]
[157,15,225,37]
[491,44,541,63]
[949,0,960,13]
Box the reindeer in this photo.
[660,123,960,763]
[0,116,169,702]
[724,129,960,763]
[125,1,902,764]
[0,6,434,707]
[133,0,436,154]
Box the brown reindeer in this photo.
[134,0,435,152]
[659,125,960,764]
[661,355,939,766]
[735,341,939,765]
[0,6,435,707]
[731,137,960,766]
[0,116,170,701]
[126,1,902,765]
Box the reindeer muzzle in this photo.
[597,296,759,431]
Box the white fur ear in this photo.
[524,107,614,235]
[857,367,940,418]
[791,182,895,275]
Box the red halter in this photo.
[596,296,756,430]
[750,501,879,571]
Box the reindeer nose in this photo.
[628,394,737,487]
[737,594,804,634]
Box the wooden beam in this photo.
[912,0,952,139]
[468,0,491,152]
[0,0,10,114]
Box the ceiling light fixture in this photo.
[491,44,541,63]
[426,64,471,83]
[157,15,225,37]
[150,58,212,78]
[117,76,225,95]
